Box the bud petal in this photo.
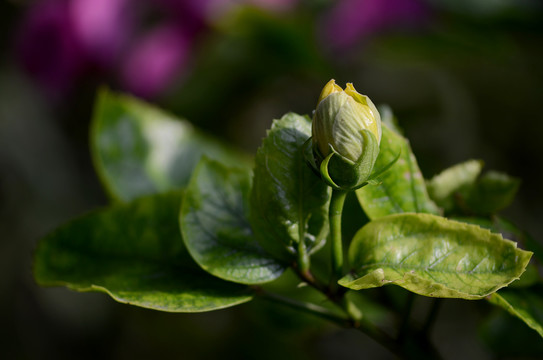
[317,79,343,105]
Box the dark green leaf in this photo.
[181,158,286,284]
[488,288,543,338]
[250,113,330,261]
[356,124,439,219]
[34,193,253,312]
[426,159,483,212]
[339,213,532,299]
[91,88,249,202]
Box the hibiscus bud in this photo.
[311,79,381,190]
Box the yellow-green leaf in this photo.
[339,213,532,299]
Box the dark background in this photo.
[1,0,542,358]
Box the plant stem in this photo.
[256,288,403,357]
[297,233,310,275]
[353,318,405,358]
[329,189,348,288]
[257,285,441,359]
[256,289,349,327]
[422,298,442,335]
[398,292,415,343]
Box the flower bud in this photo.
[311,80,382,190]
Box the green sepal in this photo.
[319,146,344,190]
[317,129,380,191]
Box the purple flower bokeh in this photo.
[17,0,202,99]
[322,0,430,50]
[155,0,210,35]
[16,0,300,99]
[69,0,133,67]
[121,25,190,99]
[16,0,85,97]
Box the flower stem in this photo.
[330,189,348,288]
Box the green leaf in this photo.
[488,288,543,338]
[91,88,249,202]
[339,213,532,299]
[427,161,520,216]
[426,159,483,212]
[356,124,439,219]
[181,158,286,284]
[34,193,253,312]
[462,171,521,215]
[250,113,330,262]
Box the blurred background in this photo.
[1,0,543,358]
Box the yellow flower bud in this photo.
[312,80,381,162]
[310,80,382,190]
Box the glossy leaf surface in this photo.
[426,159,483,212]
[488,288,543,338]
[339,213,532,299]
[34,193,253,312]
[91,88,249,202]
[356,124,439,219]
[250,113,330,261]
[181,158,285,284]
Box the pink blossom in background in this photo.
[247,0,299,12]
[121,25,190,99]
[16,0,84,97]
[69,0,133,67]
[16,0,300,99]
[322,0,430,50]
[156,0,298,23]
[155,0,211,35]
[16,0,196,99]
